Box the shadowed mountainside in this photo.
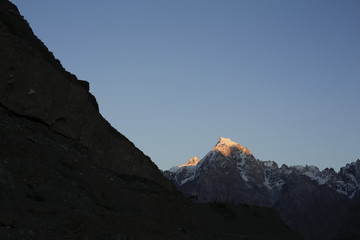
[0,0,169,188]
[0,1,302,239]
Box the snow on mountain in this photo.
[179,156,200,167]
[212,137,252,157]
[163,156,200,186]
[164,137,360,200]
[163,137,360,240]
[334,161,360,199]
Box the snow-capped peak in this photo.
[213,137,252,157]
[179,156,200,167]
[163,138,360,201]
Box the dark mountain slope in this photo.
[0,106,204,239]
[0,0,168,187]
[0,1,302,239]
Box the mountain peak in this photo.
[216,137,240,147]
[214,137,252,157]
[179,156,200,167]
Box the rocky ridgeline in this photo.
[0,0,169,188]
[164,137,360,240]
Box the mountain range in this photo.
[164,137,360,240]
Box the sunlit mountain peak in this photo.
[179,156,200,167]
[213,137,252,157]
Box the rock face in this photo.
[164,137,360,240]
[0,1,302,239]
[0,0,169,188]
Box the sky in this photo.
[11,0,360,171]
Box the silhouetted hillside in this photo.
[0,1,302,239]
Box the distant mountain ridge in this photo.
[163,137,360,240]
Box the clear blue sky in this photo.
[11,0,360,171]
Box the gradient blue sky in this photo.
[11,0,360,171]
